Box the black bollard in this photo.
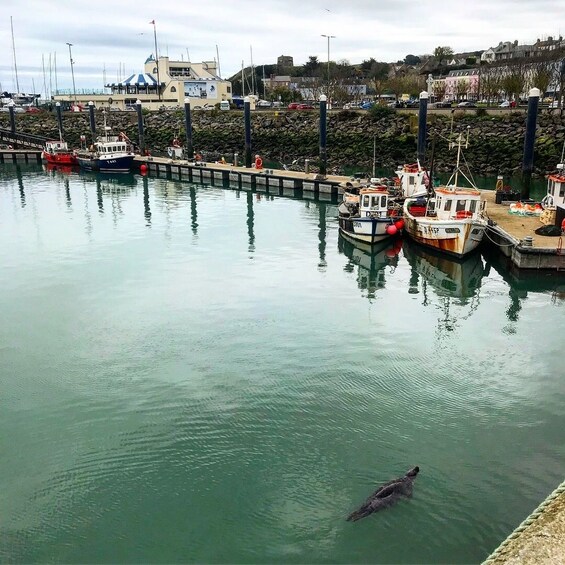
[319,94,328,176]
[244,97,252,168]
[184,97,193,160]
[8,102,16,134]
[136,99,145,155]
[55,102,64,140]
[88,101,96,142]
[521,87,540,199]
[417,91,429,164]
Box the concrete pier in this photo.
[484,483,565,564]
[136,155,349,197]
[481,190,565,271]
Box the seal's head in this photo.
[406,466,420,477]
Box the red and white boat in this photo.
[42,140,78,167]
[402,132,487,258]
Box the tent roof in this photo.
[119,73,161,86]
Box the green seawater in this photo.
[1,164,564,564]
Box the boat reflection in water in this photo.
[338,231,403,300]
[44,162,76,175]
[402,239,485,333]
[78,170,138,193]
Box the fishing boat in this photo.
[338,184,404,245]
[42,140,78,166]
[539,143,565,227]
[75,122,134,173]
[402,131,487,258]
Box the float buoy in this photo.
[254,154,263,170]
[386,224,398,236]
[140,164,148,174]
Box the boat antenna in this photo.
[560,139,565,165]
[427,135,436,197]
[372,133,376,178]
[11,16,20,94]
[250,45,255,96]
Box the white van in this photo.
[220,100,230,111]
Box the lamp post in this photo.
[66,42,76,103]
[321,34,335,103]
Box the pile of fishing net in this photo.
[534,225,563,236]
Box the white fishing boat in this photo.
[539,142,565,227]
[338,184,404,245]
[402,130,487,258]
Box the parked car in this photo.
[25,106,41,113]
[287,102,301,110]
[297,103,314,110]
[435,101,452,108]
[457,101,476,108]
[256,99,271,108]
[499,100,510,108]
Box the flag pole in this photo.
[150,20,161,101]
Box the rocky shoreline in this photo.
[2,109,564,177]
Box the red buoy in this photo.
[386,224,398,236]
[395,219,404,230]
[140,164,148,174]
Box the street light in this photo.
[321,34,335,102]
[66,42,76,103]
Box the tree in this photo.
[531,58,555,97]
[455,79,470,101]
[404,54,421,66]
[434,46,454,66]
[302,56,321,76]
[433,81,447,101]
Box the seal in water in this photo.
[346,466,419,521]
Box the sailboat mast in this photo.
[216,44,221,78]
[241,60,245,97]
[250,46,255,96]
[11,16,20,93]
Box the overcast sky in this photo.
[2,0,563,95]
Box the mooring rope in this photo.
[483,226,517,248]
[482,480,565,564]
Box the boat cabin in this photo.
[94,136,129,155]
[359,187,390,218]
[395,163,428,197]
[45,140,70,153]
[431,187,483,220]
[544,164,565,208]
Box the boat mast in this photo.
[150,20,161,100]
[250,46,255,96]
[11,16,20,94]
[241,60,245,97]
[216,44,221,78]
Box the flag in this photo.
[149,20,155,24]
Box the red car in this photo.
[287,102,300,109]
[25,106,41,113]
[297,104,314,110]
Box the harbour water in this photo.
[1,164,564,564]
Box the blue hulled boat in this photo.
[76,126,134,173]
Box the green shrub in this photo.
[368,105,394,120]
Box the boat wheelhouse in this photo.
[338,185,403,245]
